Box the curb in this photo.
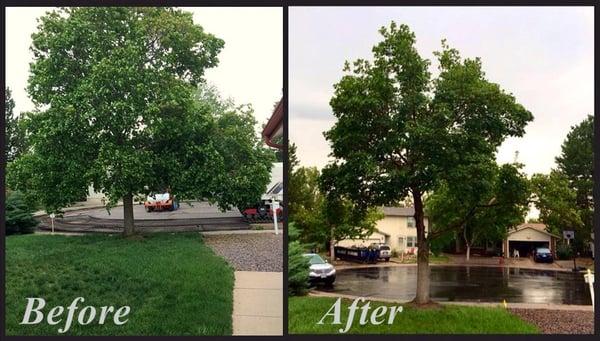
[201,230,284,236]
[307,291,594,311]
[33,203,122,218]
[332,261,582,273]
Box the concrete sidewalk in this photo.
[232,271,283,335]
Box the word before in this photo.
[317,297,403,333]
[20,297,130,333]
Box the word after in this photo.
[318,297,403,333]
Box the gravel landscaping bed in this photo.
[203,232,282,272]
[509,308,594,334]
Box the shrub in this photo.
[288,240,309,296]
[391,249,399,258]
[288,222,301,242]
[556,243,573,260]
[6,191,38,235]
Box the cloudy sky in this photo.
[290,6,594,177]
[5,7,282,132]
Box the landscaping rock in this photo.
[203,233,282,272]
[509,308,594,334]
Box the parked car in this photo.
[304,253,336,285]
[144,192,179,212]
[369,243,391,261]
[533,247,554,263]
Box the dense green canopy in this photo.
[4,88,28,163]
[7,7,273,234]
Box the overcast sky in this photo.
[290,6,594,178]
[5,7,282,132]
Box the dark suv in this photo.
[533,247,553,263]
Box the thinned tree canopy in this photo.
[8,7,273,213]
[323,22,533,303]
[324,22,533,210]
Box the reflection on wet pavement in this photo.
[318,266,591,305]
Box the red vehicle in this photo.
[241,204,283,223]
[239,163,283,223]
[144,192,179,212]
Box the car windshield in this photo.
[305,254,326,265]
[537,248,551,253]
[155,193,169,201]
[380,246,390,250]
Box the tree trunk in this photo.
[455,233,461,253]
[463,227,471,262]
[123,193,135,236]
[329,226,336,262]
[413,189,431,305]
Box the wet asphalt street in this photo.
[318,265,592,305]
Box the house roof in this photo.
[516,223,548,231]
[508,223,561,239]
[374,228,390,237]
[382,206,416,217]
[262,99,283,149]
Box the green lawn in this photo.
[6,233,234,336]
[289,296,539,334]
[392,254,450,264]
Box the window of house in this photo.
[407,217,415,228]
[398,237,405,249]
[407,236,417,247]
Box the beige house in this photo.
[503,223,560,258]
[337,207,428,254]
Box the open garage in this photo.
[503,223,560,258]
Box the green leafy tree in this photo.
[4,87,16,161]
[323,22,532,304]
[288,144,321,220]
[555,115,594,247]
[426,163,530,261]
[7,8,271,236]
[319,169,384,260]
[288,222,310,296]
[289,166,325,246]
[192,85,275,210]
[531,171,583,237]
[288,150,382,255]
[5,191,38,235]
[557,115,593,208]
[288,143,327,248]
[4,88,28,163]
